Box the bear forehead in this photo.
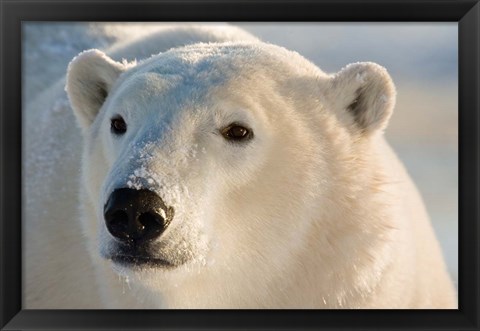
[118,42,327,85]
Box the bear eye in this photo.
[111,116,127,135]
[220,123,253,142]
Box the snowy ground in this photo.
[23,22,458,287]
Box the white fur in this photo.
[25,25,456,308]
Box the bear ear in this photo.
[327,62,396,135]
[66,49,130,129]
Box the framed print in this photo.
[1,0,479,330]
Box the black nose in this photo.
[104,188,174,243]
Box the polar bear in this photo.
[25,25,456,309]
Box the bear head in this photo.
[66,42,396,307]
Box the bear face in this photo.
[66,42,398,306]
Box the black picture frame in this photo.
[1,0,479,330]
